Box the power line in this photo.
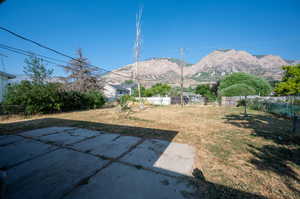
[0,45,124,86]
[0,43,130,81]
[0,26,79,61]
[0,45,69,70]
[0,27,165,82]
[0,27,137,79]
[0,27,130,78]
[0,44,69,64]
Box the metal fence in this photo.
[247,97,300,118]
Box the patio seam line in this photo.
[59,138,146,199]
[17,127,80,139]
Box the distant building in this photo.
[0,71,16,102]
[103,83,137,101]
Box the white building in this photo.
[103,83,137,101]
[0,71,16,102]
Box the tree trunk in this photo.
[244,96,247,116]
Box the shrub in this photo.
[59,90,86,111]
[119,95,136,111]
[3,81,105,115]
[84,91,105,109]
[219,83,256,97]
[195,84,216,101]
[3,81,62,114]
[218,72,272,96]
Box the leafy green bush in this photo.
[118,95,136,111]
[3,81,62,114]
[219,83,256,97]
[84,91,105,109]
[195,84,216,101]
[133,83,171,97]
[219,72,272,96]
[3,81,105,115]
[58,90,86,111]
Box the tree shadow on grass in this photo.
[224,113,300,196]
[247,144,300,195]
[223,113,299,145]
[191,169,267,199]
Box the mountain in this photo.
[187,49,296,82]
[103,58,198,87]
[103,50,299,87]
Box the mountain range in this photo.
[12,49,299,88]
[103,49,299,87]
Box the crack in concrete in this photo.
[2,147,60,170]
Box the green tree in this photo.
[148,83,171,96]
[274,65,300,95]
[133,86,147,97]
[123,80,135,84]
[23,55,53,84]
[218,72,272,96]
[132,83,171,97]
[195,84,216,101]
[220,83,256,115]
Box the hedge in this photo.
[2,81,105,115]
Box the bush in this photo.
[84,91,105,109]
[195,84,216,101]
[219,83,256,97]
[118,95,136,111]
[3,81,105,115]
[3,81,62,114]
[219,72,272,96]
[133,83,171,97]
[59,90,86,111]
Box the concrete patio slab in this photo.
[2,127,197,199]
[0,135,24,146]
[63,162,195,199]
[0,135,8,140]
[7,149,108,199]
[20,127,76,138]
[38,132,90,146]
[72,134,141,158]
[0,139,57,168]
[121,139,196,176]
[67,128,103,138]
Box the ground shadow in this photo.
[1,118,269,198]
[191,169,267,199]
[224,113,298,145]
[224,113,300,195]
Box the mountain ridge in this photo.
[103,49,299,87]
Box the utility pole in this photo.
[134,8,143,109]
[0,54,7,102]
[180,48,184,107]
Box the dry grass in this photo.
[1,105,299,199]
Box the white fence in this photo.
[141,97,171,105]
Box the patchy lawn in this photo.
[1,105,299,199]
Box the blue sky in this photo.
[0,0,300,76]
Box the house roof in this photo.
[111,84,129,91]
[0,71,16,79]
[121,82,138,89]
